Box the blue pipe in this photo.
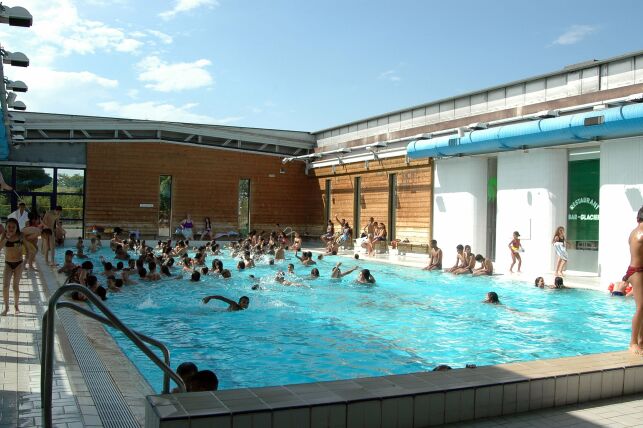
[407,103,643,159]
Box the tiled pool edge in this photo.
[41,254,156,427]
[145,351,643,428]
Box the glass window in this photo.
[57,195,83,219]
[0,193,10,220]
[57,169,84,194]
[16,167,54,193]
[35,195,51,217]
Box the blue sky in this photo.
[3,0,643,131]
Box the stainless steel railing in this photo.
[41,283,186,428]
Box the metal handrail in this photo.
[41,284,186,428]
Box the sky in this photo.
[2,0,643,132]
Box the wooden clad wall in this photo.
[396,169,432,242]
[313,157,433,242]
[85,142,324,237]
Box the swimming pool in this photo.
[57,246,634,393]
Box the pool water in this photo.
[57,246,634,392]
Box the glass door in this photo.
[238,179,250,236]
[159,175,172,237]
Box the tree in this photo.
[16,168,52,192]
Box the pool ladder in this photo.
[40,283,186,428]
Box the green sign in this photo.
[567,159,599,241]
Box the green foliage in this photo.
[17,168,52,193]
[58,173,84,194]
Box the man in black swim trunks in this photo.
[423,240,443,271]
[42,206,62,266]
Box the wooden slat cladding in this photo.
[85,142,324,237]
[313,157,433,242]
[396,169,432,242]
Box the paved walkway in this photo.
[0,252,101,428]
[449,393,643,427]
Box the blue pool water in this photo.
[58,247,634,392]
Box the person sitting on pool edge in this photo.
[472,254,493,276]
[483,291,500,304]
[202,294,249,311]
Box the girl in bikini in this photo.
[552,226,569,277]
[0,218,35,315]
[508,231,522,273]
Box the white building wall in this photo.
[495,149,568,274]
[433,158,487,268]
[599,137,643,284]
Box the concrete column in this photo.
[496,149,567,274]
[432,157,487,268]
[599,137,643,284]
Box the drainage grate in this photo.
[40,263,140,428]
[57,308,140,428]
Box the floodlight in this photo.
[0,6,33,27]
[5,79,27,92]
[1,50,29,67]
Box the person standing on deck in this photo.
[8,202,29,230]
[626,206,643,355]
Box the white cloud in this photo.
[98,100,243,125]
[147,30,174,44]
[552,25,597,46]
[159,0,219,20]
[136,56,214,92]
[8,65,118,113]
[379,69,401,82]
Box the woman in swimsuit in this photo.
[200,217,212,241]
[552,226,568,277]
[0,219,34,315]
[180,214,194,240]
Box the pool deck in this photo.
[308,245,604,292]
[3,241,641,428]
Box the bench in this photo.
[396,242,430,256]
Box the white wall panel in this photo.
[546,74,568,100]
[505,84,524,107]
[525,79,546,104]
[433,158,488,266]
[635,55,643,84]
[454,97,471,118]
[605,58,634,89]
[426,104,440,124]
[470,93,487,114]
[599,137,643,284]
[567,71,582,96]
[439,100,454,121]
[487,88,506,111]
[412,108,426,127]
[496,149,568,274]
[581,67,599,93]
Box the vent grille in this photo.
[584,116,604,126]
[448,138,460,147]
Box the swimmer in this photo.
[75,246,88,259]
[550,276,566,289]
[611,281,632,297]
[58,250,77,274]
[275,271,305,287]
[190,271,200,282]
[310,268,320,279]
[287,263,295,274]
[275,244,285,260]
[331,262,359,279]
[292,233,302,251]
[202,295,249,311]
[356,269,375,284]
[534,276,545,288]
[295,250,316,266]
[89,237,98,253]
[483,291,500,304]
